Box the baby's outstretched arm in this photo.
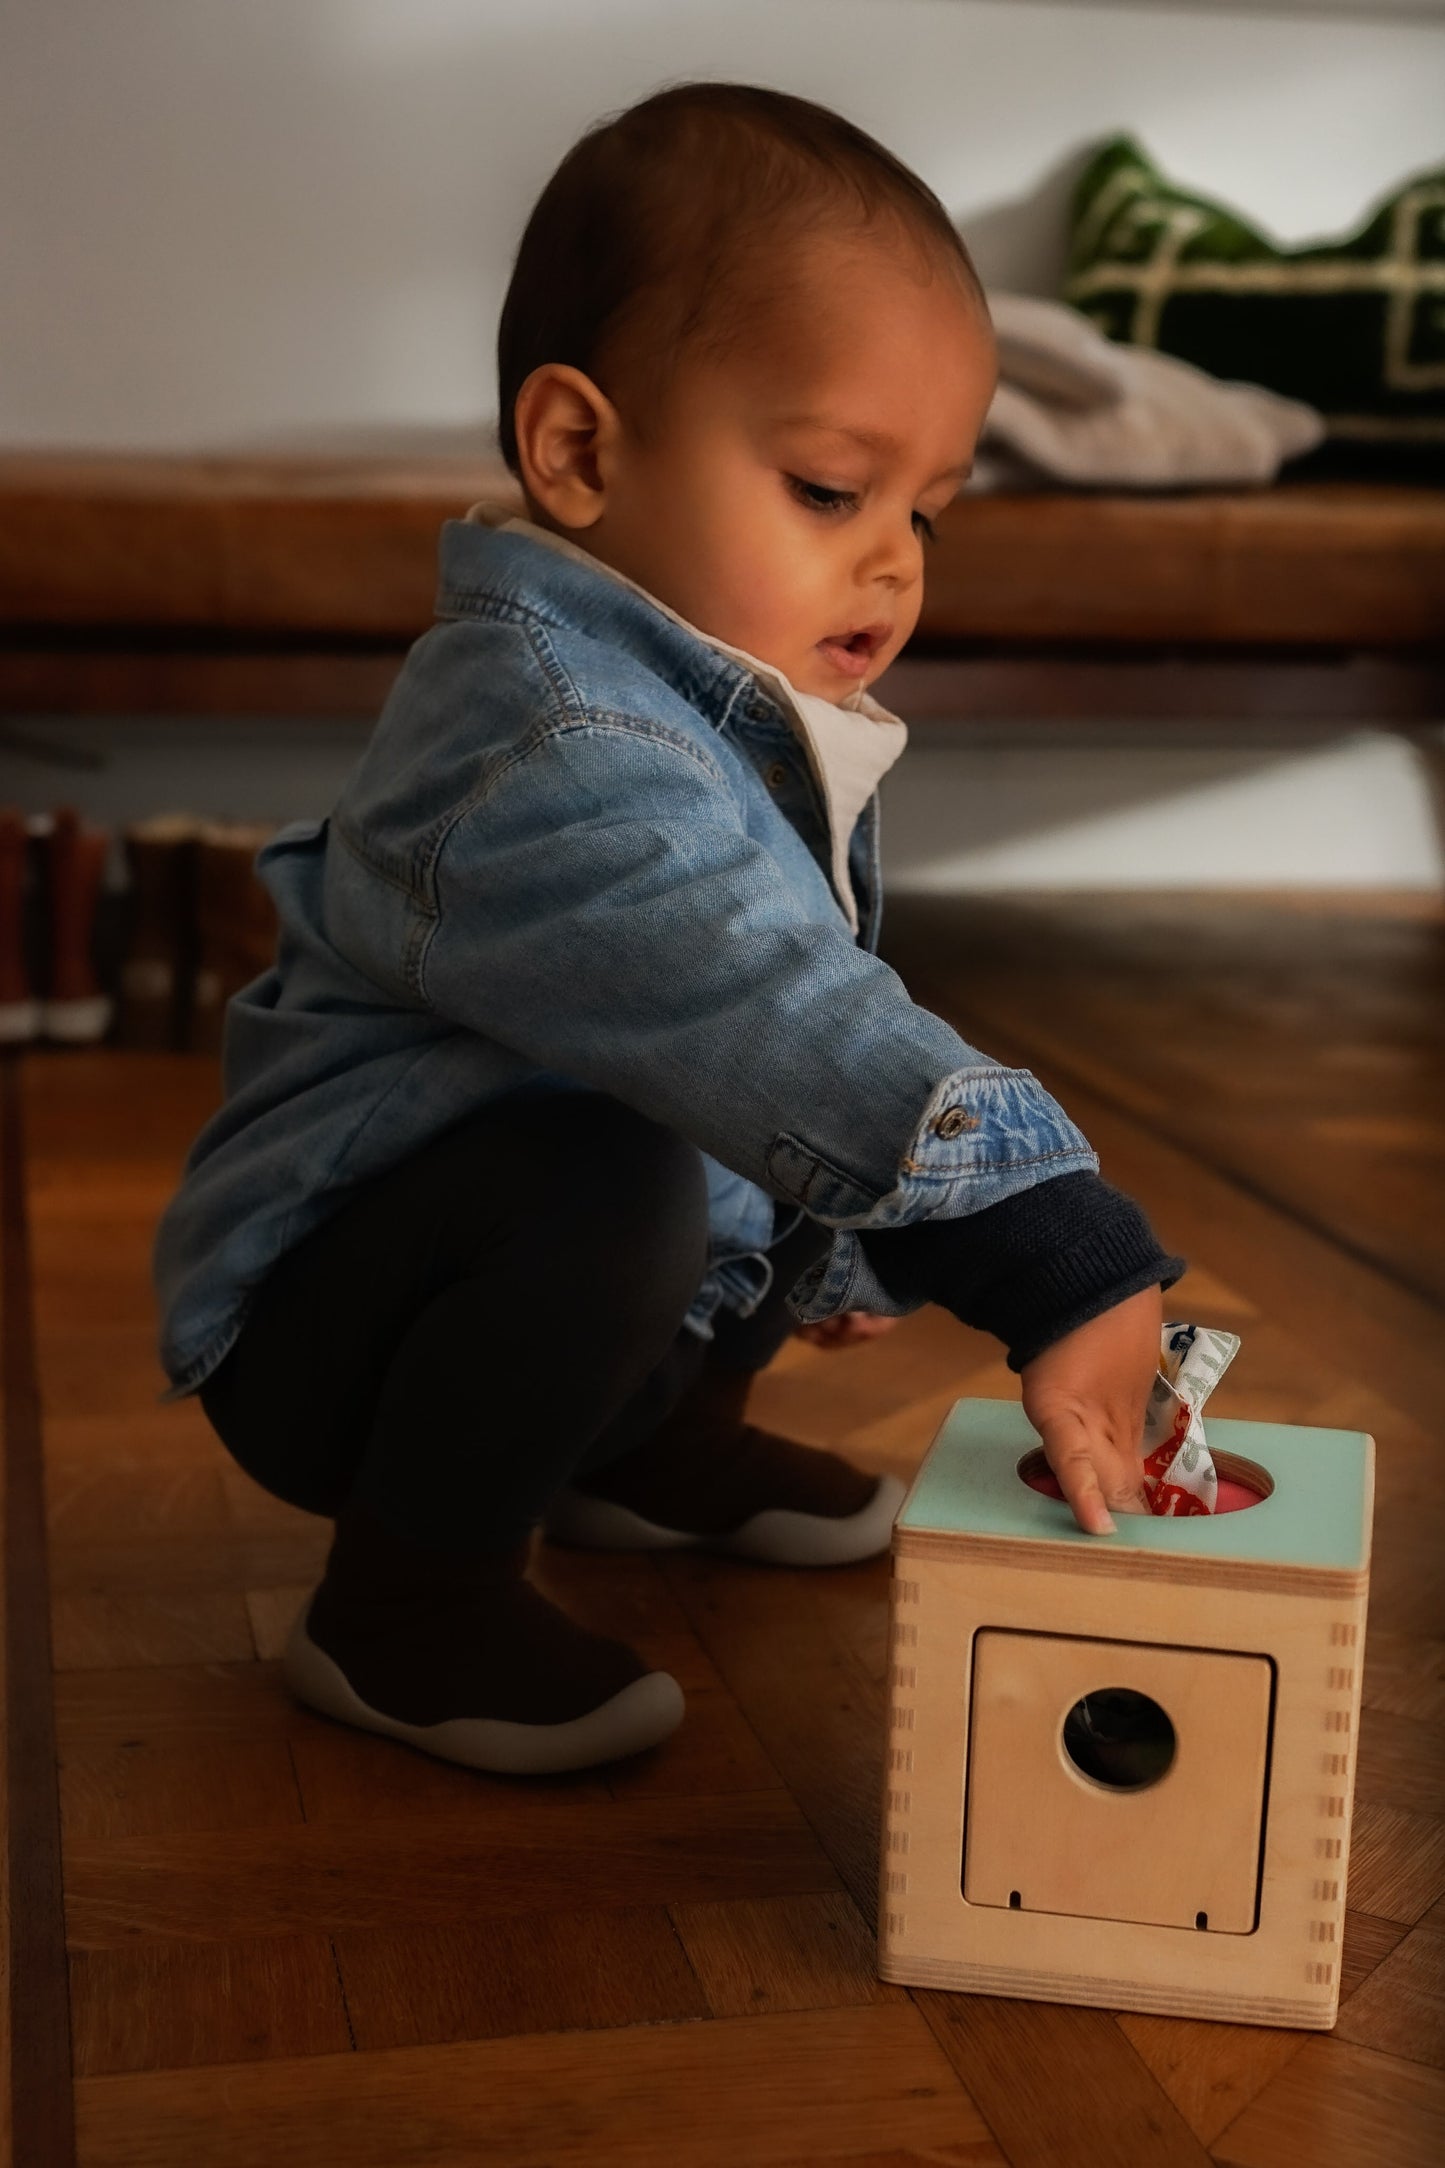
[419,712,1179,1489]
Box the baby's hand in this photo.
[1019,1286,1163,1535]
[796,1312,901,1350]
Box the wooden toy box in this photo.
[878,1400,1374,2029]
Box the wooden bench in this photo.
[1,455,1441,723]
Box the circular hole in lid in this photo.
[1017,1446,1272,1514]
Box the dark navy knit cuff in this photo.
[858,1171,1184,1372]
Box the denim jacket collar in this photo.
[452,503,908,933]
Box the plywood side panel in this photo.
[880,1549,1369,2028]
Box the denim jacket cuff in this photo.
[775,1066,1098,1325]
[766,1066,1097,1228]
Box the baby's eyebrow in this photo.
[775,414,972,482]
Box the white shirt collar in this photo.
[465,501,907,934]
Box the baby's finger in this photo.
[837,1313,899,1341]
[797,1312,896,1350]
[1093,1445,1152,1518]
[1039,1423,1151,1533]
[796,1318,847,1347]
[1038,1422,1118,1537]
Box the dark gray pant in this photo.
[200,1091,830,1553]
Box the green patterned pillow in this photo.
[1063,136,1445,447]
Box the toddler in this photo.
[155,84,1182,1776]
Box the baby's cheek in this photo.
[717,569,806,662]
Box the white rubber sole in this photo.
[544,1472,907,1567]
[281,1603,685,1775]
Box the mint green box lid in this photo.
[898,1400,1373,1573]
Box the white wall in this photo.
[3,0,1441,889]
[4,0,1441,448]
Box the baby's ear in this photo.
[511,364,618,530]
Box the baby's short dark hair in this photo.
[496,81,984,474]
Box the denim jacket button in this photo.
[932,1107,979,1139]
[765,761,789,791]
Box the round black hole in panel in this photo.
[1062,1689,1176,1791]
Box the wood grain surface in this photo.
[2,893,1442,2164]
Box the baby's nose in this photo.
[868,537,919,590]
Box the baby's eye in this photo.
[787,476,857,516]
[912,511,938,545]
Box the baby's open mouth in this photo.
[816,624,889,679]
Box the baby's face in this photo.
[585,230,995,700]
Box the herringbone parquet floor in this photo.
[4,893,1442,2166]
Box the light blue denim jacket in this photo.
[154,519,1098,1394]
